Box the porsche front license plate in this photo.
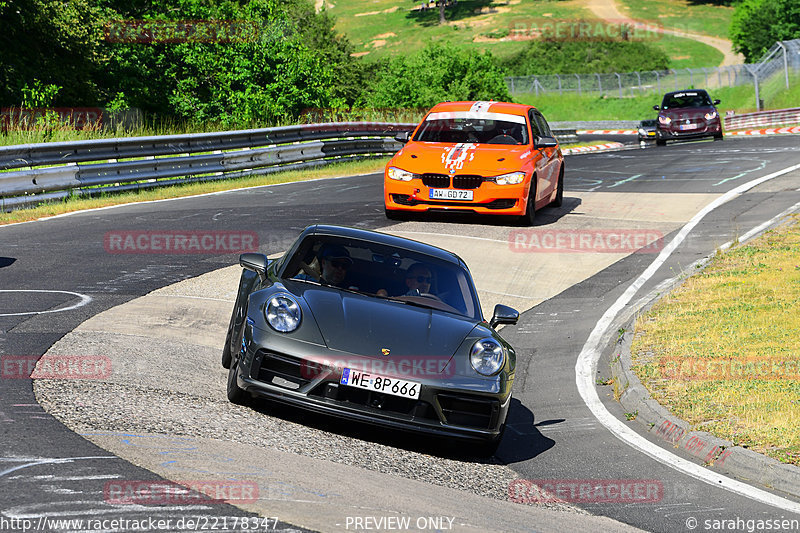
[340,368,421,399]
[429,188,473,201]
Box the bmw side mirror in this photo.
[653,105,660,111]
[394,131,411,143]
[535,136,558,148]
[713,99,720,105]
[490,304,519,328]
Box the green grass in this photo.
[617,0,735,40]
[325,0,723,68]
[631,218,800,466]
[516,83,770,122]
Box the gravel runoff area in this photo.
[33,265,586,515]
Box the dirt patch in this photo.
[371,39,387,48]
[351,51,370,57]
[355,6,399,17]
[374,32,397,39]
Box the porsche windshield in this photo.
[414,113,528,145]
[282,235,481,320]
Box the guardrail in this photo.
[724,107,800,131]
[0,122,580,211]
[0,122,416,210]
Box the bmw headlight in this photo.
[704,111,718,120]
[470,338,505,376]
[265,295,301,332]
[658,116,671,125]
[491,171,525,186]
[387,167,417,182]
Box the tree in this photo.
[362,42,510,108]
[730,0,800,62]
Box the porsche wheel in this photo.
[227,351,248,405]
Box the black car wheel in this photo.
[656,139,666,146]
[550,168,564,208]
[227,350,248,405]
[520,180,537,226]
[713,132,724,141]
[385,207,404,220]
[475,424,505,457]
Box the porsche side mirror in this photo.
[394,131,411,143]
[240,252,268,273]
[653,105,660,111]
[490,304,519,328]
[713,99,720,105]
[535,136,558,148]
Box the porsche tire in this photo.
[227,353,248,405]
[476,425,505,457]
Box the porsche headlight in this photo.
[704,111,718,120]
[470,338,505,376]
[491,171,525,186]
[387,167,417,182]
[658,116,671,125]
[265,295,301,332]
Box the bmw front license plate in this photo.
[340,368,420,399]
[430,188,473,201]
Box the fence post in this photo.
[615,72,622,98]
[596,73,602,94]
[575,74,581,96]
[655,71,660,94]
[635,71,641,95]
[556,74,562,96]
[702,67,708,88]
[535,77,539,97]
[779,42,789,89]
[510,77,515,93]
[687,68,693,88]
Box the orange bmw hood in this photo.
[391,142,532,177]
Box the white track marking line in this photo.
[0,289,92,317]
[576,162,800,512]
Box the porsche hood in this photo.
[299,286,477,360]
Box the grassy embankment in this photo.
[631,218,800,466]
[326,0,722,69]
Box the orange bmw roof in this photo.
[427,101,534,116]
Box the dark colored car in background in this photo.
[222,224,520,455]
[653,89,723,146]
[637,119,658,143]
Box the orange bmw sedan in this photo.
[384,101,564,225]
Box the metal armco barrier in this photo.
[0,122,580,211]
[724,107,800,131]
[0,122,415,210]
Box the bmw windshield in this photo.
[413,112,528,145]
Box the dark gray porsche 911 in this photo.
[222,224,519,455]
